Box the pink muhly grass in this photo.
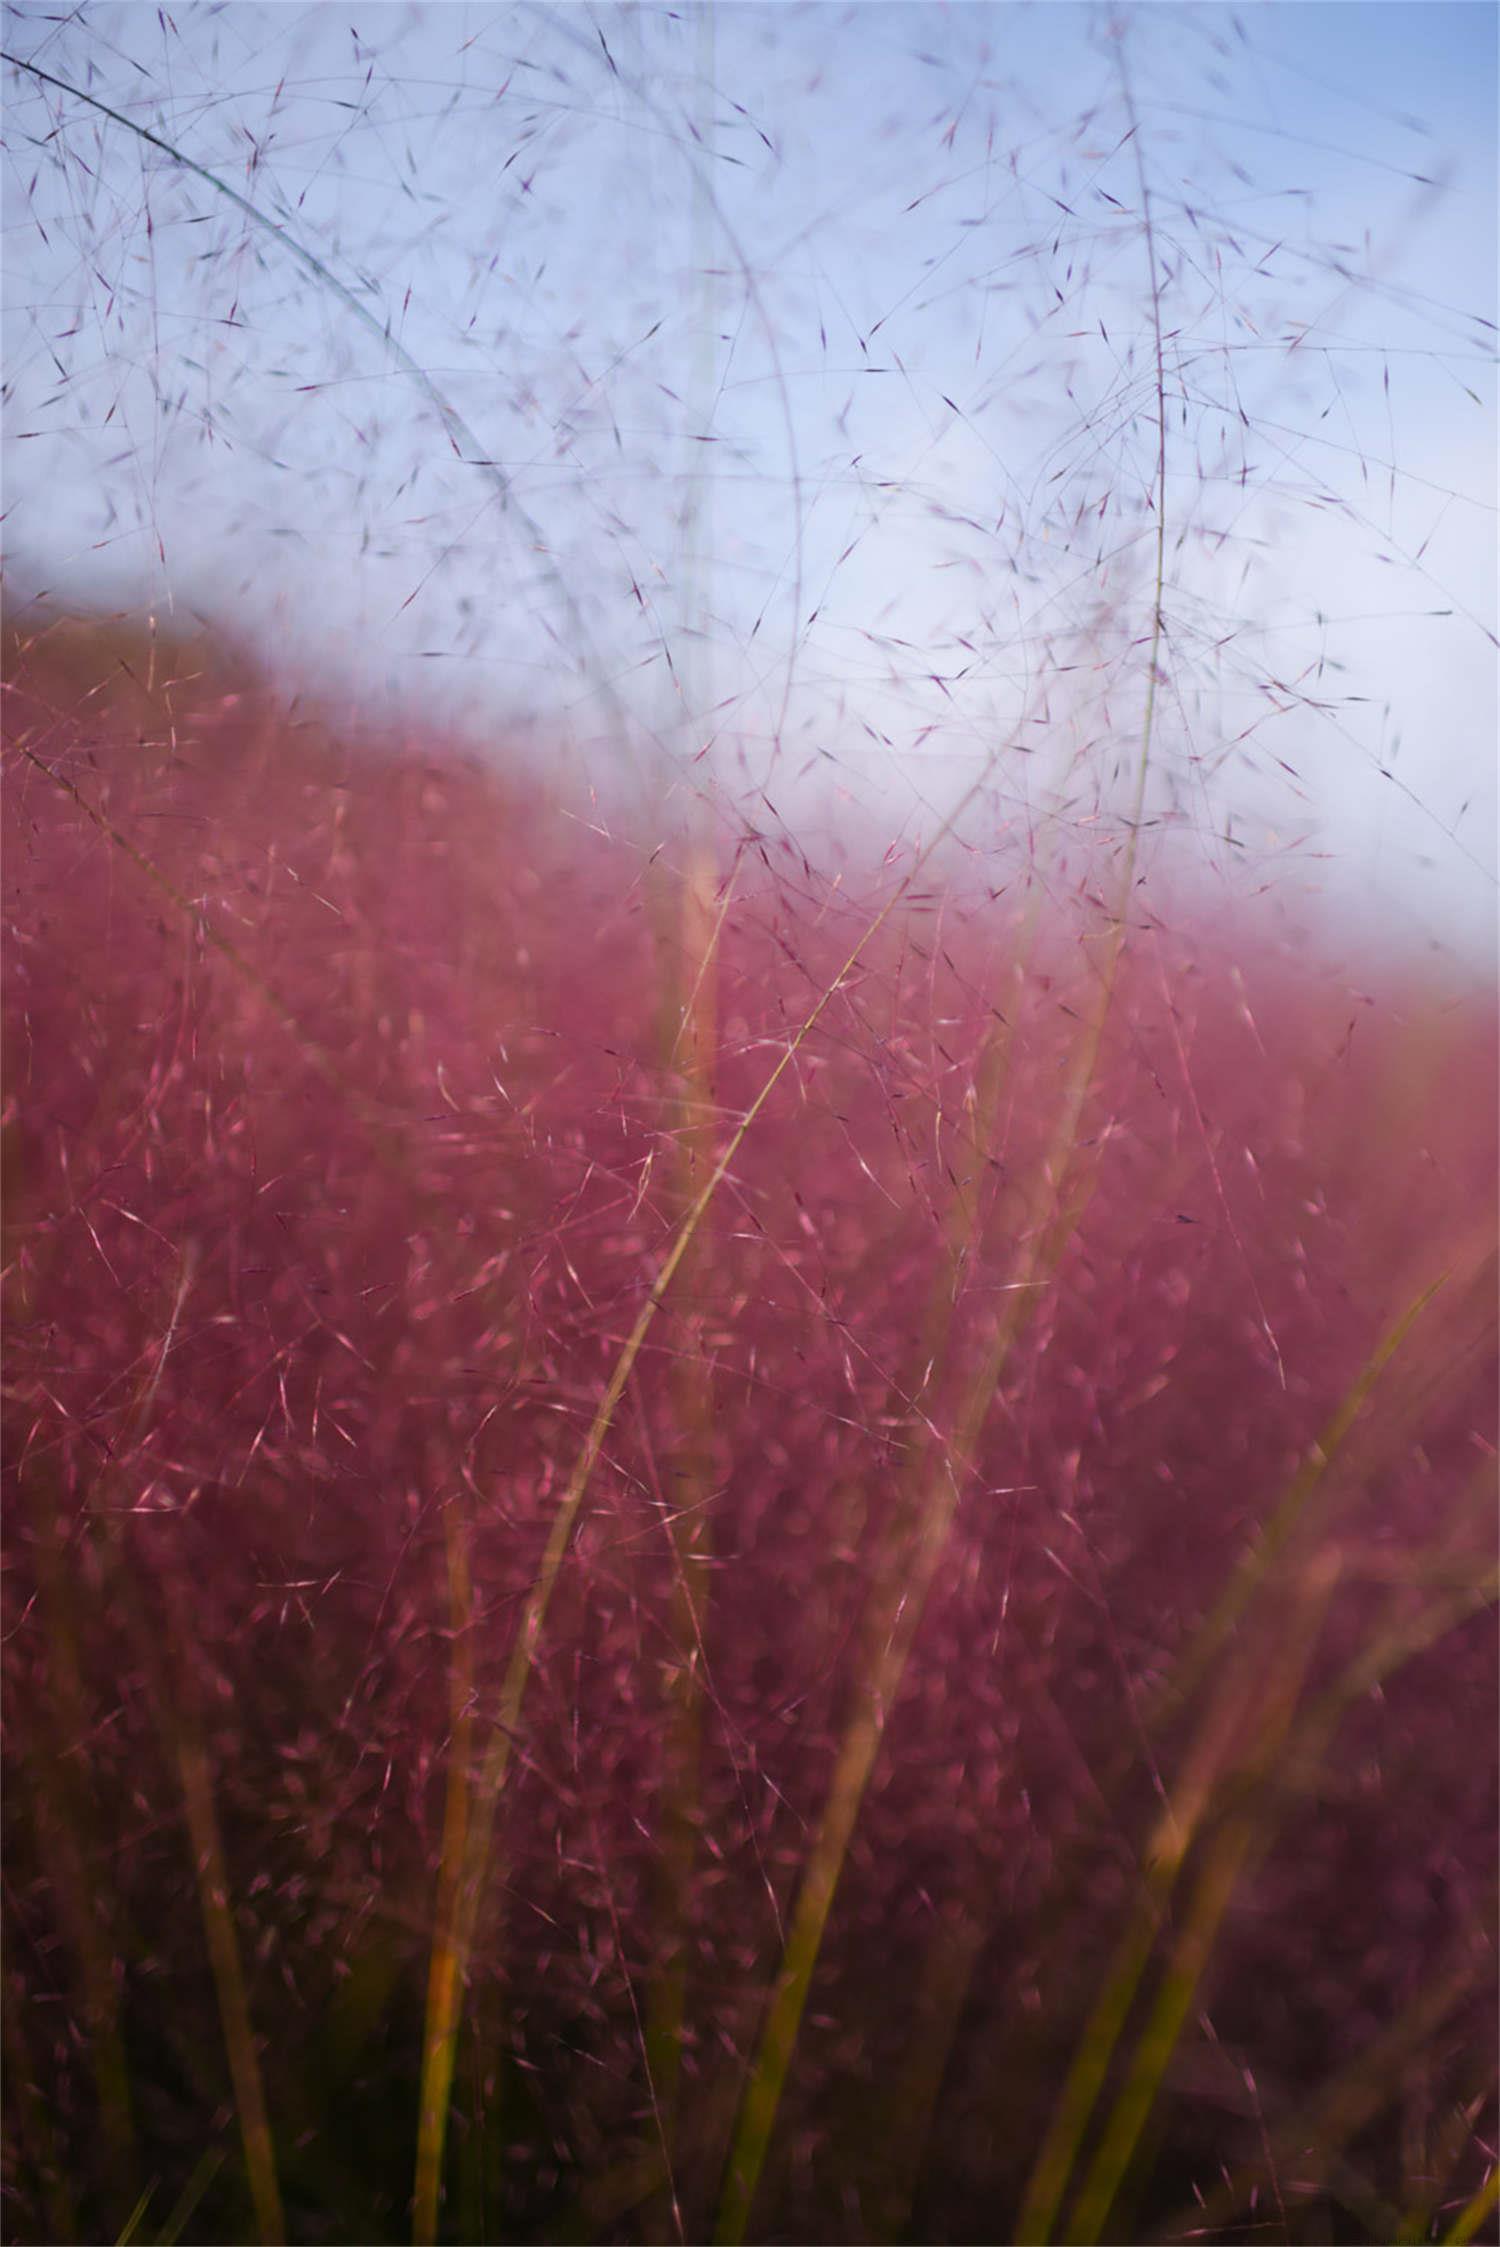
[3,613,1495,2245]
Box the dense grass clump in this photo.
[3,615,1495,2246]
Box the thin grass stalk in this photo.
[1072,1821,1262,2244]
[1016,1525,1341,2247]
[713,399,1154,2247]
[49,1245,286,2246]
[1398,2050,1443,2240]
[644,838,723,2189]
[410,936,833,2242]
[1030,1404,1493,2245]
[1014,1649,1295,2241]
[537,2063,750,2244]
[1064,1552,1340,2244]
[704,688,1119,2247]
[151,1559,284,2247]
[1006,1245,1493,2059]
[644,57,727,2111]
[19,1494,138,2181]
[1283,1562,1499,1784]
[413,1492,477,2239]
[710,1688,890,2247]
[1398,2086,1499,2247]
[155,2150,228,2247]
[711,1096,1127,2247]
[112,2179,156,2246]
[880,1492,1491,2247]
[1014,1888,1162,2245]
[908,915,1036,1404]
[1143,1267,1454,1744]
[1016,1306,1484,2242]
[170,1696,286,2243]
[19,1738,137,2177]
[411,774,1004,2241]
[140,1387,280,2247]
[711,54,1174,2233]
[864,1902,990,2242]
[1038,1259,1490,1992]
[831,946,1144,2247]
[1443,2158,1500,2245]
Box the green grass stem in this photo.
[711,58,1173,2229]
[1444,2161,1500,2245]
[1064,1553,1339,2244]
[412,751,1013,2241]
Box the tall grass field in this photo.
[3,8,1496,2244]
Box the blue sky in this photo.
[4,2,1495,956]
